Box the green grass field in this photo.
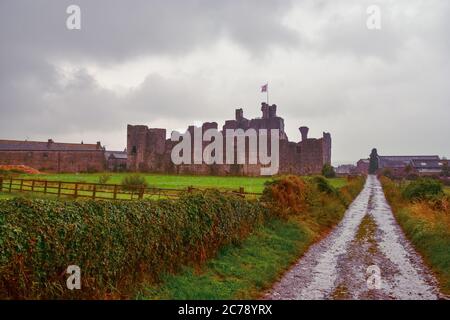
[0,173,348,200]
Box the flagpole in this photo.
[267,87,269,105]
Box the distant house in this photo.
[356,152,446,177]
[378,155,440,177]
[335,164,356,176]
[410,159,447,176]
[105,151,127,172]
[355,159,370,175]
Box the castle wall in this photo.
[127,103,331,176]
[0,150,105,173]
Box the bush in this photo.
[312,176,337,195]
[0,191,268,299]
[381,168,394,179]
[121,175,148,192]
[321,164,336,178]
[98,174,112,184]
[402,178,444,201]
[261,175,312,218]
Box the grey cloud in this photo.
[0,0,449,163]
[0,0,297,63]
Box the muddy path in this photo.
[265,175,441,300]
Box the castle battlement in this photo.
[127,103,331,176]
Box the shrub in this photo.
[261,175,312,218]
[402,178,444,201]
[381,168,394,179]
[0,191,268,299]
[121,175,148,192]
[321,164,336,178]
[312,176,337,195]
[98,173,112,184]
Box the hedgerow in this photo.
[0,190,268,299]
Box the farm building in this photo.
[356,152,447,177]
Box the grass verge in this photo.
[381,177,450,296]
[139,218,314,299]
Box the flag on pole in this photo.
[261,83,268,92]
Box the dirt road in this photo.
[265,175,441,300]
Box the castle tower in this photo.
[299,126,309,141]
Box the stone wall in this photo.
[0,140,106,173]
[0,150,105,173]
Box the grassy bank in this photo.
[140,219,313,299]
[381,177,450,295]
[139,176,366,300]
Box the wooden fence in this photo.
[0,177,261,201]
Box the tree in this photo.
[369,148,379,174]
[321,163,336,178]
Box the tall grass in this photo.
[381,176,450,295]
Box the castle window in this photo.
[131,146,137,155]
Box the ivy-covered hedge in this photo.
[0,190,268,299]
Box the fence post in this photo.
[239,187,244,198]
[57,181,61,198]
[20,179,23,192]
[9,177,12,192]
[139,186,144,199]
[44,181,48,194]
[31,180,35,192]
[92,184,97,200]
[74,183,78,199]
[0,177,3,192]
[113,185,118,200]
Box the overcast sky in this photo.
[0,0,449,164]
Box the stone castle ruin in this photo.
[0,103,331,175]
[127,103,331,176]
